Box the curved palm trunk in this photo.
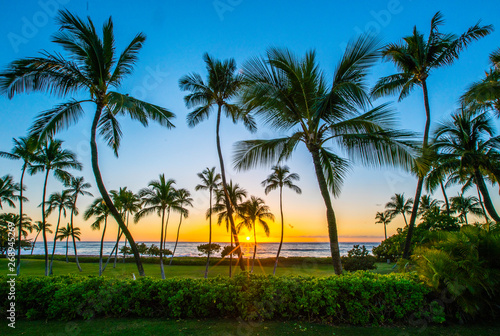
[204,188,213,278]
[229,227,233,277]
[440,181,450,215]
[476,185,490,230]
[403,79,432,259]
[42,169,50,276]
[464,212,469,226]
[402,213,408,227]
[159,208,166,279]
[123,212,129,263]
[215,105,245,271]
[16,164,27,275]
[49,207,63,275]
[474,169,500,223]
[103,230,124,273]
[70,194,82,272]
[273,187,284,276]
[90,105,145,276]
[65,237,69,262]
[251,222,257,273]
[170,214,184,266]
[311,149,342,275]
[113,226,120,268]
[99,217,108,276]
[30,231,40,255]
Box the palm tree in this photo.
[135,174,177,279]
[236,196,274,273]
[65,176,92,271]
[385,193,414,227]
[234,36,416,274]
[450,194,483,225]
[261,165,301,275]
[84,198,110,276]
[169,188,193,266]
[417,195,443,217]
[434,108,500,223]
[0,175,22,209]
[118,188,141,263]
[0,10,175,277]
[179,54,256,271]
[375,211,393,240]
[56,223,80,263]
[211,180,248,277]
[29,139,81,275]
[30,221,53,255]
[371,12,493,259]
[46,190,72,274]
[0,136,39,274]
[462,48,500,117]
[195,167,221,278]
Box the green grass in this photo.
[0,258,395,278]
[2,318,499,336]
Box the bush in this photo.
[197,243,221,256]
[341,245,376,271]
[0,272,433,325]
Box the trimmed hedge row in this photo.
[1,272,437,325]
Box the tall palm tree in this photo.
[0,136,39,274]
[84,198,110,276]
[234,36,416,274]
[385,193,414,227]
[46,189,72,274]
[135,174,177,279]
[450,194,483,225]
[371,12,493,259]
[29,139,81,275]
[375,211,393,240]
[0,175,22,209]
[118,188,141,263]
[56,223,80,263]
[261,165,301,275]
[179,54,256,271]
[236,196,274,273]
[169,188,193,266]
[462,48,500,117]
[66,176,92,271]
[0,10,175,276]
[30,221,53,255]
[211,180,248,277]
[434,108,500,223]
[195,167,221,278]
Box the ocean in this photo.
[26,241,380,258]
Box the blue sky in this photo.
[0,0,499,243]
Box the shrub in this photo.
[197,243,221,256]
[341,245,376,271]
[0,273,433,325]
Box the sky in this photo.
[0,0,499,244]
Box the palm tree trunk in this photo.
[30,231,40,255]
[99,217,107,276]
[215,104,245,271]
[170,215,183,266]
[251,222,257,273]
[90,104,145,276]
[113,226,120,268]
[204,189,213,278]
[384,223,387,240]
[159,208,166,280]
[476,184,490,230]
[273,186,284,276]
[402,213,409,227]
[123,212,129,263]
[16,164,26,275]
[70,194,82,272]
[103,230,124,273]
[474,168,500,223]
[310,149,342,275]
[229,227,233,278]
[440,181,450,215]
[42,169,50,276]
[49,207,63,275]
[65,237,69,262]
[403,79,432,259]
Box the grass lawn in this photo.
[0,258,395,278]
[2,318,499,336]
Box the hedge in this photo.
[0,272,439,325]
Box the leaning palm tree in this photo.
[261,165,301,275]
[179,54,256,271]
[135,175,177,279]
[29,139,81,275]
[84,198,110,276]
[0,10,175,276]
[65,176,92,272]
[46,189,72,274]
[30,221,53,255]
[450,194,483,226]
[195,167,221,278]
[385,193,414,227]
[371,12,493,258]
[56,223,80,263]
[434,108,500,223]
[211,180,248,277]
[375,211,393,240]
[236,196,274,273]
[169,188,193,266]
[234,36,415,274]
[0,136,39,274]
